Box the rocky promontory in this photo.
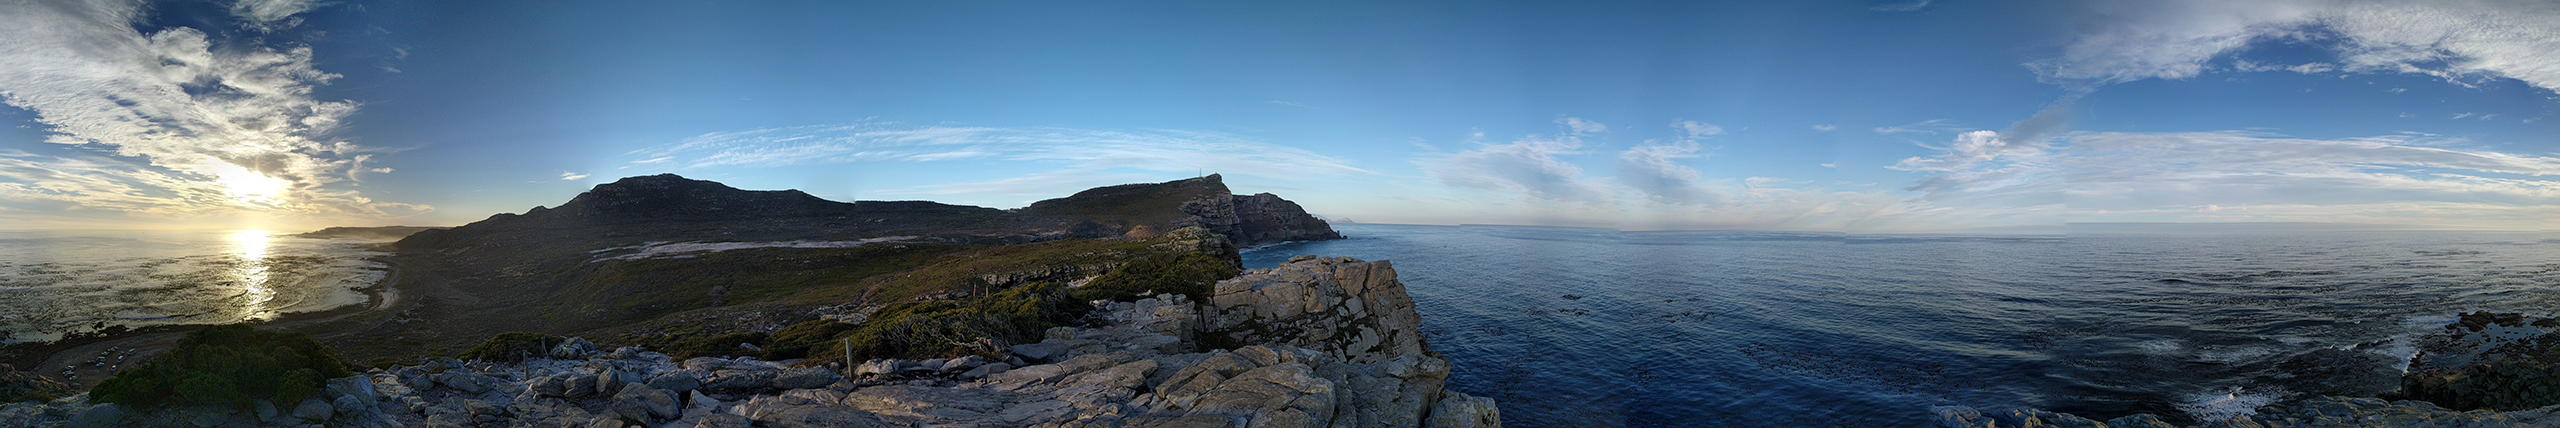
[0,255,1496,428]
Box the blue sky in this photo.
[1,0,2554,232]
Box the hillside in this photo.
[319,174,1337,363]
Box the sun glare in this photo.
[227,229,278,321]
[209,164,291,206]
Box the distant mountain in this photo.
[291,226,445,240]
[398,173,1338,251]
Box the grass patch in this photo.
[91,324,351,409]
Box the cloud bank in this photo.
[0,0,421,225]
[633,121,1372,178]
[2035,0,2560,92]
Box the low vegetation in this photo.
[90,324,352,409]
[457,332,569,362]
[0,364,67,403]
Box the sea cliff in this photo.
[0,247,1499,428]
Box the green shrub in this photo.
[1072,251,1238,302]
[666,332,770,360]
[804,282,1088,364]
[91,324,351,409]
[761,319,859,360]
[457,332,566,362]
[0,364,68,403]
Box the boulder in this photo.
[694,413,752,428]
[647,372,702,395]
[854,359,912,376]
[1206,257,1425,364]
[433,371,501,394]
[843,385,1020,421]
[772,367,841,390]
[563,374,600,397]
[550,337,599,359]
[291,398,334,422]
[1011,342,1073,362]
[66,403,120,428]
[703,369,775,389]
[607,384,679,424]
[959,362,1012,380]
[1425,391,1501,428]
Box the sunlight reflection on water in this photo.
[226,230,278,321]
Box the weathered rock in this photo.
[772,367,841,390]
[844,385,1020,421]
[291,398,334,422]
[693,413,752,428]
[432,371,501,393]
[854,359,910,376]
[960,362,1012,380]
[66,403,120,428]
[1206,257,1424,364]
[607,384,679,424]
[551,337,599,359]
[564,374,600,398]
[1012,342,1074,362]
[703,369,775,389]
[1426,391,1501,428]
[647,372,701,395]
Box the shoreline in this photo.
[4,251,410,390]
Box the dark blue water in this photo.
[1241,224,2560,427]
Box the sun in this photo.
[209,163,291,206]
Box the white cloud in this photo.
[634,122,1371,179]
[560,172,588,181]
[230,0,322,32]
[1419,134,1609,203]
[1617,140,1722,206]
[1873,119,1961,135]
[1812,124,1837,132]
[1672,120,1723,138]
[1882,128,2560,230]
[0,0,417,224]
[878,169,1155,199]
[1558,117,1608,135]
[1871,0,1931,13]
[2033,0,2560,93]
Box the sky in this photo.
[0,0,2554,233]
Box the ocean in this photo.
[1242,224,2560,427]
[0,230,389,344]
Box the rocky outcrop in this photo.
[1206,256,1424,365]
[1226,192,1344,245]
[1936,397,2560,428]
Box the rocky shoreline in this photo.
[0,256,1500,428]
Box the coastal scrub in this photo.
[90,324,351,409]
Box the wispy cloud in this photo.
[878,169,1155,197]
[1811,124,1837,132]
[0,0,421,224]
[560,172,588,181]
[1884,127,2560,230]
[632,121,1372,179]
[2030,0,2560,93]
[1869,0,1931,13]
[1418,133,1609,203]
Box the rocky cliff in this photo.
[1023,174,1343,248]
[0,256,1498,428]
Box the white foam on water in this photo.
[2175,385,2289,422]
[2136,339,2185,356]
[2193,345,2277,364]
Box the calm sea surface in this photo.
[1244,224,2560,427]
[0,230,388,344]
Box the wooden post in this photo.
[843,337,854,376]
